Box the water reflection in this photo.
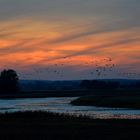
[0,97,140,119]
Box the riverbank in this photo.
[0,111,140,140]
[71,94,140,109]
[0,90,86,99]
[0,89,140,99]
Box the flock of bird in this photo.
[21,56,140,79]
[2,56,140,79]
[87,57,116,77]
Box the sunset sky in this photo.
[0,0,140,80]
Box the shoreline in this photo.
[0,89,140,99]
[71,94,140,109]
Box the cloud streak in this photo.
[0,0,139,79]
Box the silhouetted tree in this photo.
[0,69,19,93]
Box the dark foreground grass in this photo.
[71,94,140,109]
[0,111,140,140]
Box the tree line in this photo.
[80,80,140,89]
[0,69,139,93]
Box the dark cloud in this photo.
[0,0,140,38]
[0,0,140,23]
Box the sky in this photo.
[0,0,140,80]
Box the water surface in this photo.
[0,97,140,119]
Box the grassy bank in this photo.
[71,94,140,109]
[0,111,140,140]
[0,90,87,99]
[0,89,140,99]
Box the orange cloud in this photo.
[0,18,139,79]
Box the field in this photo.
[0,111,140,140]
[71,90,140,109]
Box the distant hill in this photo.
[19,80,81,91]
[19,79,140,91]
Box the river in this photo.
[0,97,140,119]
